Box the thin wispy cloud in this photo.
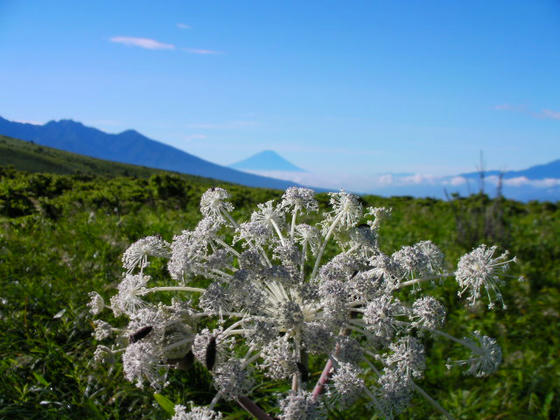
[109,36,222,55]
[110,36,175,50]
[176,23,191,30]
[184,134,207,141]
[540,109,560,120]
[186,120,258,129]
[183,48,221,55]
[493,104,526,112]
[494,104,560,121]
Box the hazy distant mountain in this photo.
[460,159,560,180]
[366,182,560,202]
[230,150,305,172]
[0,116,301,190]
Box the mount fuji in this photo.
[230,150,306,172]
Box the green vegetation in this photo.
[0,134,215,182]
[1,164,559,419]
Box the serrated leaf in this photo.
[153,393,175,415]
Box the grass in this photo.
[0,162,559,419]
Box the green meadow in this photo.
[0,138,559,419]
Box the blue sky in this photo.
[1,0,559,186]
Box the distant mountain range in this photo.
[230,150,305,172]
[1,116,558,201]
[0,117,300,190]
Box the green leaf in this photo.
[541,392,554,418]
[32,372,49,387]
[86,400,105,420]
[153,393,175,415]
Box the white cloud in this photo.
[484,175,560,188]
[176,23,191,29]
[538,178,560,187]
[401,174,437,185]
[508,177,560,188]
[183,48,221,55]
[14,119,43,125]
[110,36,175,50]
[239,170,446,192]
[239,168,560,194]
[500,176,528,186]
[449,176,467,186]
[109,37,223,55]
[377,174,394,186]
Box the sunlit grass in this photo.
[1,167,558,419]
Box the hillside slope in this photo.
[0,135,214,182]
[0,117,300,190]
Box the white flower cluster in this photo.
[456,244,516,309]
[88,186,514,419]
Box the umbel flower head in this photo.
[88,187,515,419]
[456,244,516,309]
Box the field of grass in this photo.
[1,164,559,419]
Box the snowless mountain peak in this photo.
[230,150,306,172]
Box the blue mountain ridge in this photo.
[459,159,560,180]
[0,117,302,190]
[230,150,305,172]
